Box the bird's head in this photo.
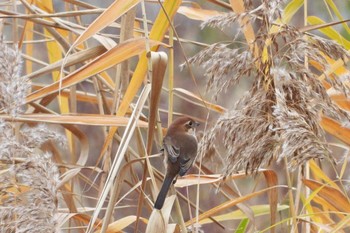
[168,116,200,135]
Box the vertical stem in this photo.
[303,1,310,233]
[173,188,187,233]
[285,157,297,232]
[294,167,302,223]
[194,159,201,233]
[12,0,18,44]
[134,2,152,232]
[100,9,137,230]
[164,18,187,233]
[111,8,136,115]
[168,26,174,126]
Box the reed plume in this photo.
[190,0,350,175]
[0,40,62,233]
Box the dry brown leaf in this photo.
[24,46,107,80]
[185,186,282,226]
[320,117,350,145]
[26,38,162,104]
[303,179,350,213]
[173,88,226,113]
[94,215,147,233]
[174,174,224,187]
[178,6,222,21]
[329,93,350,111]
[263,170,278,233]
[0,114,148,127]
[145,195,176,233]
[147,51,168,153]
[72,0,141,47]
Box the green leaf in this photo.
[235,218,249,233]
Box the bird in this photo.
[154,116,200,210]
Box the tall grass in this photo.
[0,0,350,232]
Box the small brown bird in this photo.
[154,116,200,210]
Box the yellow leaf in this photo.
[303,179,350,213]
[173,88,226,113]
[26,38,161,103]
[100,0,181,157]
[329,93,350,111]
[25,46,107,80]
[73,0,141,47]
[185,186,281,226]
[24,21,34,74]
[35,0,73,151]
[177,6,222,21]
[307,16,350,50]
[0,114,148,127]
[325,0,350,34]
[281,0,303,24]
[269,0,303,34]
[309,160,339,190]
[147,52,168,153]
[229,0,256,46]
[324,56,349,76]
[199,205,289,224]
[175,174,231,187]
[94,216,140,233]
[320,117,350,145]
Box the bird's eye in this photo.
[188,121,193,126]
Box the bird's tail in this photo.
[154,175,173,209]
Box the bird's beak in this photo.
[194,122,200,127]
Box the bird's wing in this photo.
[163,137,180,163]
[179,156,194,176]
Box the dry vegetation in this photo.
[1,0,350,232]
